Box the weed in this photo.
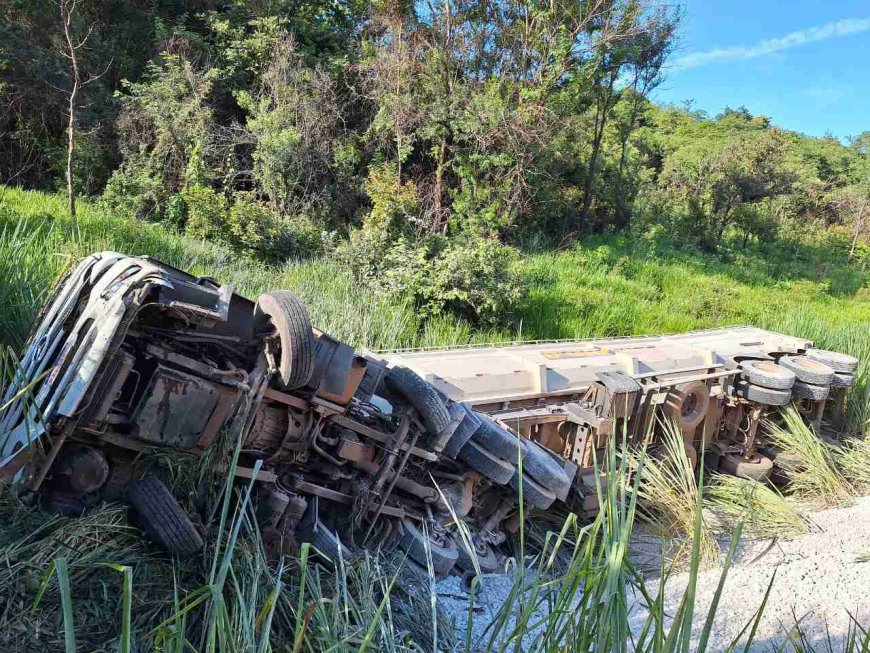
[624,421,719,567]
[706,474,807,539]
[764,408,853,506]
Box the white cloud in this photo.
[672,17,870,69]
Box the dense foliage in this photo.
[1,0,867,326]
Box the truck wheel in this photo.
[45,494,87,517]
[805,349,859,374]
[127,476,204,557]
[457,440,514,484]
[456,540,502,574]
[830,372,855,388]
[254,291,315,389]
[310,524,356,564]
[791,380,830,401]
[739,360,795,390]
[431,401,466,452]
[734,380,791,406]
[778,356,834,386]
[471,419,570,495]
[663,381,710,430]
[719,454,773,482]
[442,405,482,459]
[398,519,458,575]
[385,366,451,435]
[508,470,557,509]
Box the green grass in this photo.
[764,408,854,506]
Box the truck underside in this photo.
[0,252,860,575]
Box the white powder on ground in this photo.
[629,495,870,651]
[434,496,870,651]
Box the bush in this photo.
[183,188,326,262]
[102,160,171,221]
[426,237,522,324]
[341,229,522,326]
[182,185,229,241]
[363,163,420,233]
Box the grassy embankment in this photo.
[1,187,869,651]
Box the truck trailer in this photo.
[0,252,859,575]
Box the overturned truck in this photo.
[0,252,861,575]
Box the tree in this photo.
[612,7,679,228]
[59,0,108,217]
[845,132,870,259]
[657,130,796,249]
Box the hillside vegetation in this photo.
[2,1,869,334]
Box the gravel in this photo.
[629,495,870,651]
[433,496,870,651]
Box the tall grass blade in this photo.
[55,557,77,653]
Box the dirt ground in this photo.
[435,496,870,650]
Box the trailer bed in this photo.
[379,326,813,406]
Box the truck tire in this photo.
[778,356,834,386]
[456,540,502,574]
[470,419,570,495]
[830,372,855,388]
[398,519,458,575]
[432,401,466,452]
[663,381,710,430]
[443,405,482,459]
[734,380,791,406]
[805,349,859,374]
[508,470,557,510]
[739,360,795,390]
[791,380,830,401]
[45,494,87,517]
[310,524,356,564]
[771,450,803,472]
[254,291,315,389]
[457,439,514,484]
[385,366,451,435]
[127,476,203,557]
[718,454,773,482]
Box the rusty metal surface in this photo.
[133,366,223,449]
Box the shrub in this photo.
[425,236,522,325]
[363,163,420,233]
[184,189,327,262]
[102,160,171,221]
[340,230,522,327]
[182,185,228,242]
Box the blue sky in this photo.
[653,0,870,140]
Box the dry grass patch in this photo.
[625,420,719,566]
[764,407,852,506]
[705,474,807,539]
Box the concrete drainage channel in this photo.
[0,250,862,586]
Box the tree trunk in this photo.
[848,200,866,260]
[614,96,642,230]
[61,0,80,218]
[580,74,617,225]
